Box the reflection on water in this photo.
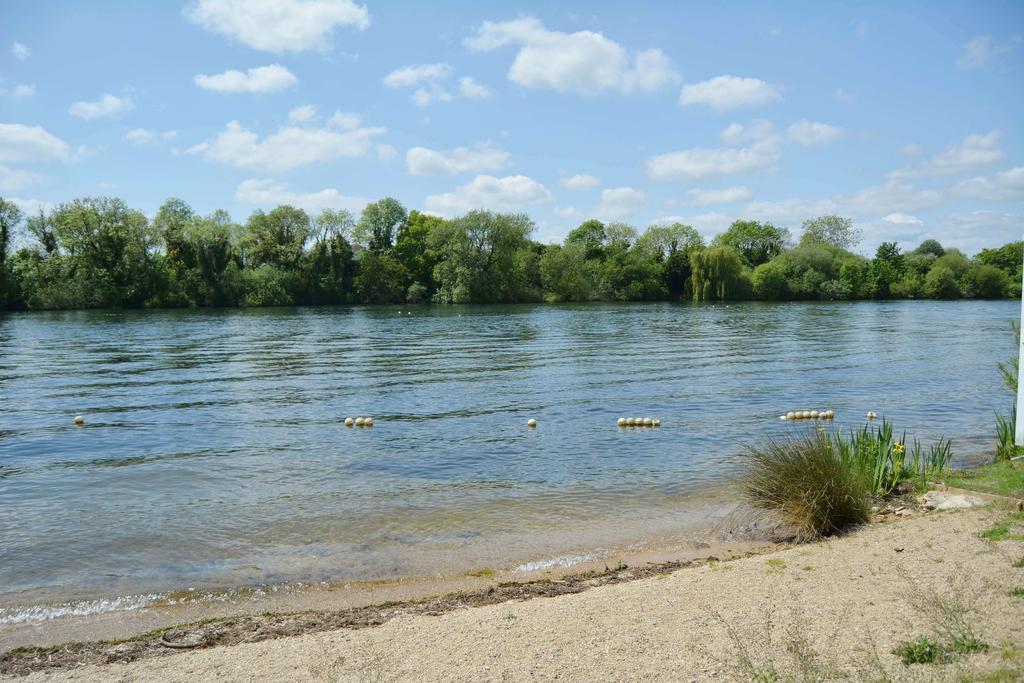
[0,301,1014,614]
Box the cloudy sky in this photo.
[1,0,1022,253]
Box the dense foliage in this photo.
[0,195,1019,310]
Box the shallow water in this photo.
[0,301,1014,622]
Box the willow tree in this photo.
[690,246,746,302]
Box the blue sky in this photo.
[1,0,1022,254]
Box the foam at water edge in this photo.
[515,551,603,573]
[0,593,167,625]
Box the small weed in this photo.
[952,636,990,655]
[709,561,733,571]
[1011,587,1024,597]
[613,560,628,571]
[655,572,669,580]
[765,558,786,569]
[466,567,496,578]
[801,565,814,571]
[1012,557,1024,568]
[893,636,947,665]
[503,612,517,621]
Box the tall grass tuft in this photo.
[830,420,952,495]
[995,411,1019,462]
[741,431,870,541]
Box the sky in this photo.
[1,0,1022,255]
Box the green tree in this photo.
[394,210,445,296]
[799,215,861,250]
[355,252,408,303]
[565,219,608,260]
[242,205,310,271]
[923,265,960,299]
[430,211,535,303]
[969,263,1010,299]
[976,241,1023,282]
[691,246,748,302]
[0,198,24,307]
[355,197,407,252]
[50,197,158,307]
[714,220,789,267]
[752,259,789,300]
[914,239,945,257]
[871,242,905,298]
[301,209,356,305]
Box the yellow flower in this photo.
[893,442,906,455]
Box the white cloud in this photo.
[900,143,924,157]
[554,205,584,220]
[184,0,368,53]
[425,174,552,215]
[464,17,677,95]
[12,42,31,61]
[406,144,510,176]
[833,88,856,104]
[744,181,944,225]
[890,131,1004,179]
[8,197,50,217]
[685,186,751,205]
[186,119,386,172]
[647,140,780,181]
[383,63,452,87]
[194,64,298,93]
[0,123,71,163]
[652,212,731,238]
[594,186,645,220]
[0,82,35,99]
[69,94,134,120]
[375,143,396,161]
[559,174,600,190]
[719,120,775,144]
[328,111,360,129]
[679,75,782,110]
[936,211,1023,254]
[459,76,491,99]
[125,128,177,145]
[955,166,1024,202]
[882,212,923,226]
[235,178,368,213]
[383,63,455,106]
[955,36,1022,70]
[0,164,40,191]
[787,119,844,146]
[287,104,318,124]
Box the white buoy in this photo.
[527,418,537,428]
[355,417,365,426]
[779,415,788,420]
[344,417,354,427]
[643,417,653,426]
[625,417,635,426]
[73,415,84,425]
[364,417,374,427]
[785,411,795,420]
[810,410,819,419]
[617,417,626,427]
[653,418,661,427]
[867,411,877,420]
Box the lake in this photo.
[0,300,1015,624]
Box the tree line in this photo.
[0,195,1019,311]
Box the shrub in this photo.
[893,636,947,665]
[741,432,870,540]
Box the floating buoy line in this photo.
[344,416,373,427]
[617,417,661,428]
[780,410,835,421]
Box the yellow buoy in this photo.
[527,418,537,428]
[643,417,653,427]
[617,417,626,427]
[364,417,374,427]
[355,417,365,427]
[653,418,661,427]
[73,415,84,425]
[344,417,354,427]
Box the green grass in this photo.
[1013,557,1024,568]
[943,461,1024,499]
[1011,587,1024,597]
[893,636,947,665]
[980,512,1024,541]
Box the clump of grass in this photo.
[893,636,947,665]
[980,512,1024,541]
[1013,557,1024,568]
[741,431,870,541]
[1011,587,1024,597]
[995,412,1021,462]
[830,420,952,495]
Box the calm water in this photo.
[0,301,1015,620]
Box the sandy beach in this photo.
[7,504,1023,682]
